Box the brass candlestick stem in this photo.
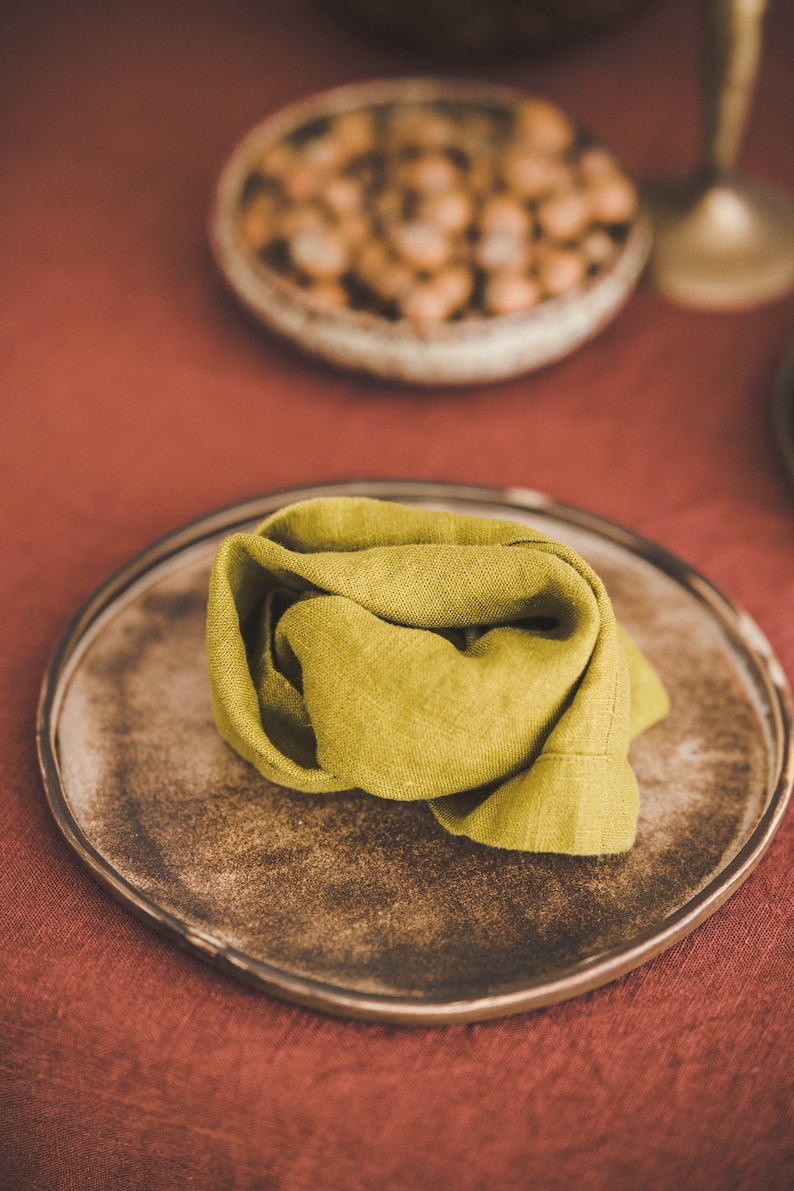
[647,0,794,310]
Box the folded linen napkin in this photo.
[207,497,669,854]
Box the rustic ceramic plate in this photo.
[209,78,651,385]
[38,482,793,1023]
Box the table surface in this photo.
[2,1,794,1188]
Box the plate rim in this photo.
[37,479,794,1023]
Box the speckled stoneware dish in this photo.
[209,79,652,385]
[38,482,793,1023]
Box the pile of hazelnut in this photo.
[237,97,638,323]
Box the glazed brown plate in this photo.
[37,482,793,1023]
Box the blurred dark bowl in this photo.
[318,0,650,59]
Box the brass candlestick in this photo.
[647,0,794,310]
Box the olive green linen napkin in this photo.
[207,497,669,854]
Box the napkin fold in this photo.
[207,497,669,854]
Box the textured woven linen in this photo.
[207,496,669,853]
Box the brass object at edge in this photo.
[773,339,794,486]
[647,0,794,310]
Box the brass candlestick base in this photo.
[646,177,794,310]
[647,0,794,311]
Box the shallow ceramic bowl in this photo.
[209,78,651,386]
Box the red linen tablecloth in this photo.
[2,1,794,1187]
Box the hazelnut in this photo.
[302,134,347,173]
[337,212,371,248]
[397,153,459,194]
[399,278,459,322]
[391,221,452,271]
[475,229,533,274]
[578,147,620,183]
[501,149,571,199]
[467,155,495,195]
[332,110,376,156]
[537,246,587,296]
[459,111,500,153]
[307,281,349,308]
[389,106,459,149]
[321,175,364,220]
[240,193,279,249]
[374,187,406,227]
[587,175,637,224]
[536,189,592,241]
[276,203,328,239]
[479,195,533,238]
[434,263,473,310]
[418,188,474,235]
[582,228,616,266]
[356,243,413,301]
[258,141,293,180]
[282,162,325,203]
[514,100,574,154]
[289,227,348,278]
[484,274,542,316]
